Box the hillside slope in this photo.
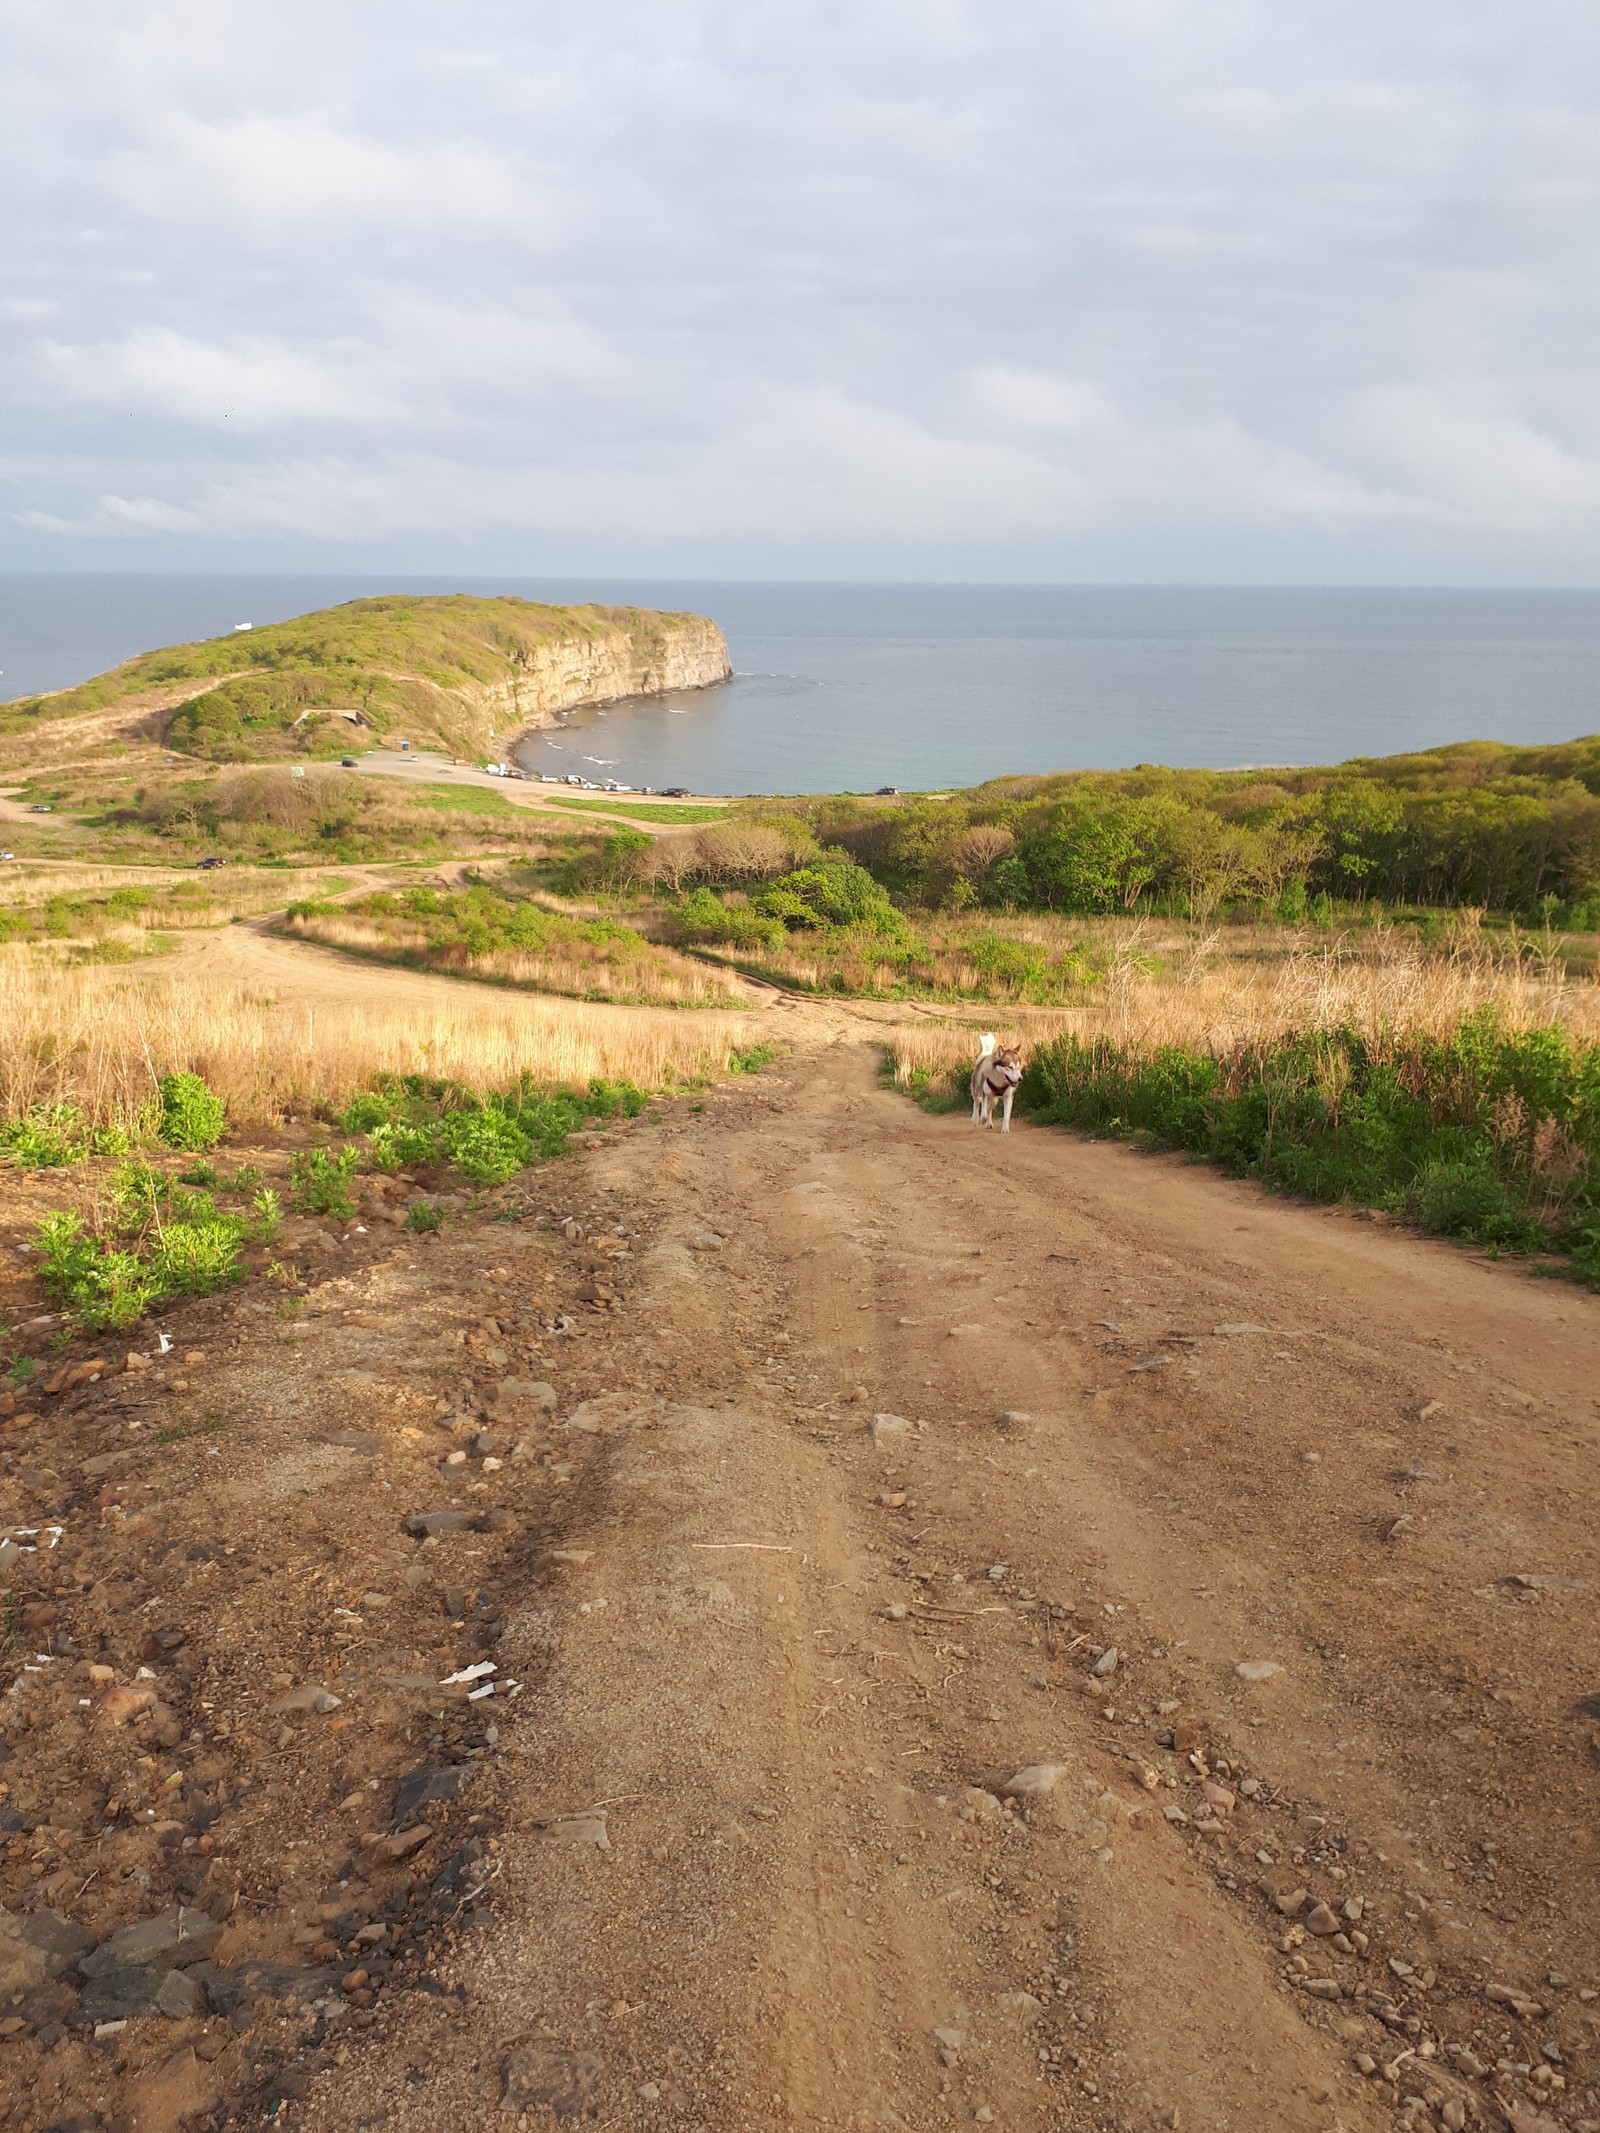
[0,595,731,764]
[1,1009,1596,2133]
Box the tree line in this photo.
[771,736,1600,921]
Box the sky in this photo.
[4,0,1600,582]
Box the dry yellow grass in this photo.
[0,860,373,924]
[0,947,759,1127]
[283,908,741,1008]
[882,918,1600,1087]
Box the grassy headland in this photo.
[0,592,729,766]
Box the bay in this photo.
[2,574,1596,795]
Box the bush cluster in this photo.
[338,1072,647,1185]
[770,738,1600,921]
[34,1162,282,1331]
[1017,1010,1600,1282]
[3,1072,227,1171]
[670,858,907,955]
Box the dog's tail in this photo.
[976,1031,996,1059]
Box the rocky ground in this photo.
[1,1029,1598,2133]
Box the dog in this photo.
[970,1032,1023,1133]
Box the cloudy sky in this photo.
[4,0,1599,580]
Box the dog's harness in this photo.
[976,1057,1021,1094]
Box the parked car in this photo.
[876,785,900,796]
[27,803,52,813]
[341,756,357,767]
[0,850,14,862]
[196,857,227,871]
[659,787,691,799]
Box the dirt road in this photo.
[5,1029,1598,2133]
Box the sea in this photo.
[3,575,1597,796]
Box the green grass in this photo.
[728,1041,781,1075]
[1,594,722,764]
[405,782,520,816]
[543,795,728,824]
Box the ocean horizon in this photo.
[3,573,1597,795]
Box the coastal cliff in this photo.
[489,607,731,735]
[1,595,732,765]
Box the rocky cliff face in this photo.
[485,610,731,737]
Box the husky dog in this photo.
[970,1032,1023,1133]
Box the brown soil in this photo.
[2,1021,1598,2133]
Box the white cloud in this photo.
[39,329,383,427]
[114,113,547,238]
[1357,386,1600,532]
[2,0,1599,572]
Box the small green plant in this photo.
[178,1159,221,1187]
[4,1104,90,1168]
[251,1186,283,1239]
[892,1060,967,1113]
[288,1145,362,1217]
[230,1164,265,1194]
[435,1108,531,1186]
[157,1072,226,1153]
[8,1355,35,1386]
[108,1161,172,1230]
[405,1201,444,1233]
[148,1219,247,1296]
[728,1042,779,1075]
[156,1416,223,1446]
[366,1118,443,1170]
[33,1211,161,1331]
[32,1145,273,1330]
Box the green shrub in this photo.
[33,1212,160,1331]
[288,1145,363,1217]
[405,1200,444,1233]
[674,888,787,952]
[251,1186,283,1239]
[4,1104,90,1168]
[337,1070,647,1192]
[756,861,900,933]
[149,1218,247,1296]
[108,1161,172,1230]
[581,1078,647,1120]
[158,1072,226,1152]
[966,935,1050,990]
[435,1107,531,1186]
[338,1089,404,1133]
[366,1118,442,1169]
[1011,1012,1600,1283]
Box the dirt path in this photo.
[351,750,727,836]
[314,1037,1599,2133]
[4,1028,1598,2133]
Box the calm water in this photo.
[3,575,1597,795]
